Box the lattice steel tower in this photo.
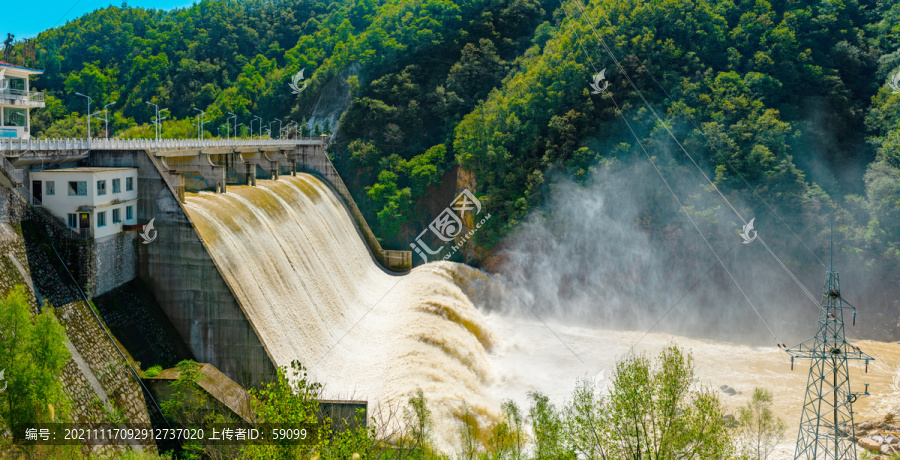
[784,266,873,460]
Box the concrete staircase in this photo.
[0,154,23,188]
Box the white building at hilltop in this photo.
[0,61,45,140]
[30,167,139,239]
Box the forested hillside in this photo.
[5,0,900,334]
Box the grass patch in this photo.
[143,365,163,378]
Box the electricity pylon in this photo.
[784,267,873,460]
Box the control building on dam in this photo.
[0,136,412,386]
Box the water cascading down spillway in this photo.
[182,173,497,441]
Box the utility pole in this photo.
[784,225,873,460]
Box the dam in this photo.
[5,137,900,455]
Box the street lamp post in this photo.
[192,108,208,140]
[271,118,282,139]
[102,101,116,138]
[74,92,92,141]
[252,116,261,139]
[144,101,166,141]
[227,112,238,140]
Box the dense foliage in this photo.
[0,286,70,430]
[146,347,745,459]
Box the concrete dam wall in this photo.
[89,149,276,386]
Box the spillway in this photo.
[182,174,497,444]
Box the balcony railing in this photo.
[0,89,44,103]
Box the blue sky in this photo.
[1,0,196,40]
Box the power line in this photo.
[561,0,823,318]
[558,1,780,343]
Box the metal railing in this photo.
[0,153,23,184]
[0,89,44,103]
[0,136,325,153]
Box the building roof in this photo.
[0,61,44,75]
[33,167,136,173]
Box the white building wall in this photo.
[30,168,139,238]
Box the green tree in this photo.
[403,387,432,450]
[562,345,732,459]
[483,399,526,460]
[242,361,324,459]
[159,359,240,459]
[736,388,785,459]
[366,170,414,240]
[529,392,573,460]
[402,144,447,196]
[458,401,480,460]
[0,286,70,431]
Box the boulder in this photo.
[860,437,884,452]
[859,421,877,431]
[885,406,900,422]
[881,443,899,456]
[719,385,739,396]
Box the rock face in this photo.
[855,407,900,454]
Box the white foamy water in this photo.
[478,311,900,458]
[183,175,499,448]
[184,174,900,455]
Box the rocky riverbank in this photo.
[857,406,900,457]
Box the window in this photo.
[126,206,133,221]
[68,181,87,196]
[97,180,106,196]
[3,107,26,126]
[112,178,121,193]
[46,181,55,195]
[126,177,134,191]
[67,213,77,229]
[97,211,106,227]
[112,208,121,224]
